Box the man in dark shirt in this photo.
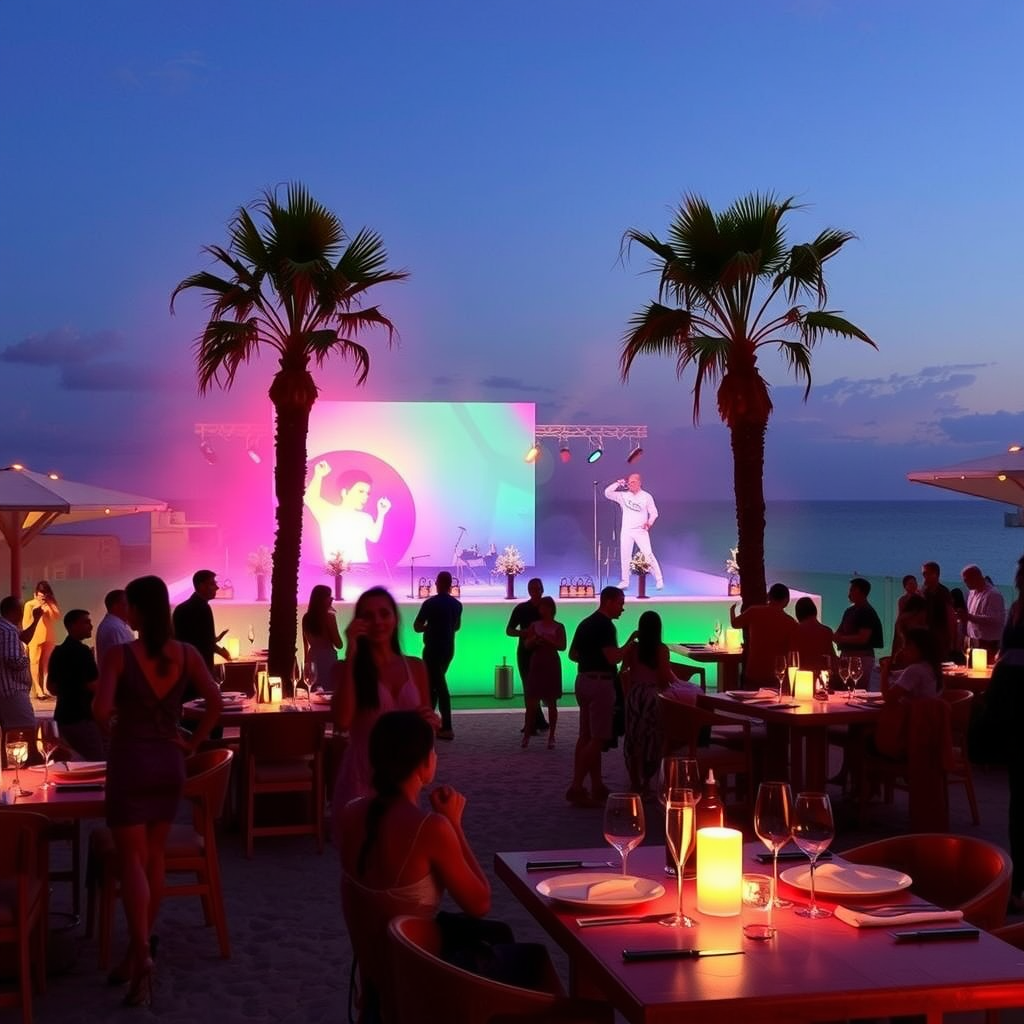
[47,608,105,759]
[505,577,548,734]
[173,569,231,704]
[566,585,630,808]
[413,571,462,741]
[834,577,885,689]
[921,560,956,661]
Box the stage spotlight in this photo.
[587,443,603,464]
[525,442,541,463]
[627,444,644,464]
[559,445,571,463]
[199,439,217,465]
[246,440,262,464]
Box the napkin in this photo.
[63,761,106,773]
[834,905,964,928]
[556,877,649,901]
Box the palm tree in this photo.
[620,192,875,606]
[171,182,407,681]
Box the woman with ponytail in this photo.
[340,711,489,1022]
[93,575,221,1006]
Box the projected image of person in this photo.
[304,461,392,564]
[604,473,664,591]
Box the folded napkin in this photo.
[834,905,964,928]
[63,760,106,773]
[556,876,650,902]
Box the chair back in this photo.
[940,687,973,742]
[222,661,258,696]
[185,747,234,821]
[840,833,1011,930]
[387,916,609,1024]
[243,713,325,761]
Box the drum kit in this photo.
[451,526,496,583]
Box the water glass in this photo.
[742,873,775,940]
[603,793,645,876]
[754,781,793,909]
[4,730,32,797]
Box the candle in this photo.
[257,670,268,703]
[794,669,815,702]
[268,676,282,703]
[724,628,743,651]
[223,637,241,660]
[970,648,987,671]
[696,827,743,916]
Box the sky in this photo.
[2,0,1022,510]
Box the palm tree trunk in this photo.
[268,385,314,692]
[730,419,768,608]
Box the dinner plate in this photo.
[536,872,665,909]
[780,862,912,899]
[30,761,106,783]
[725,689,776,701]
[310,692,332,705]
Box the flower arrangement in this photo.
[630,551,652,576]
[725,546,741,595]
[324,551,351,578]
[493,545,525,577]
[247,546,272,576]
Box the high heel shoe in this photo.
[123,959,154,1008]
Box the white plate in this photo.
[725,689,775,701]
[780,862,912,899]
[536,872,665,909]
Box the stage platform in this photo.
[206,569,819,697]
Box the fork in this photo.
[840,902,938,915]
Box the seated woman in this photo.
[339,710,490,1022]
[880,627,941,701]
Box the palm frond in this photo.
[194,319,261,393]
[774,339,814,400]
[801,310,877,348]
[619,303,694,381]
[687,335,733,423]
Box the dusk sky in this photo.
[2,0,1022,505]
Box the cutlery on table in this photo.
[756,850,833,864]
[622,948,745,962]
[838,902,940,916]
[526,859,613,871]
[576,913,667,928]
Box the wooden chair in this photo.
[0,811,49,1024]
[670,662,706,691]
[240,714,325,857]
[941,687,981,824]
[657,693,754,807]
[86,748,234,967]
[387,915,612,1024]
[840,833,1011,930]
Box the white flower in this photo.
[725,546,740,579]
[492,545,526,577]
[246,545,273,576]
[325,551,350,577]
[630,551,652,575]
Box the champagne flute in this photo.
[792,792,835,919]
[837,655,851,698]
[4,730,32,796]
[603,793,646,876]
[658,756,701,875]
[754,781,794,911]
[37,720,61,790]
[247,623,256,650]
[660,787,697,928]
[294,662,310,706]
[848,656,863,696]
[773,655,787,701]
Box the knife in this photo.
[622,948,745,962]
[577,913,667,928]
[756,850,833,864]
[526,859,612,871]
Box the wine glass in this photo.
[658,756,701,875]
[660,787,697,928]
[712,621,723,647]
[4,730,33,796]
[837,655,851,698]
[37,720,61,790]
[792,792,835,919]
[848,656,863,696]
[294,662,310,706]
[773,656,787,701]
[247,624,256,650]
[603,793,646,876]
[754,781,794,911]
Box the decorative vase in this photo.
[637,572,648,599]
[505,573,516,600]
[728,580,741,597]
[334,575,343,601]
[255,574,267,601]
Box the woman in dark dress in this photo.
[93,575,221,1005]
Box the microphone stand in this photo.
[408,554,430,599]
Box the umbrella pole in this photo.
[0,511,21,596]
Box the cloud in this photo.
[937,410,1024,446]
[1,328,123,366]
[480,374,556,395]
[60,361,189,393]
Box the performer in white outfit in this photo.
[604,473,664,590]
[304,461,391,564]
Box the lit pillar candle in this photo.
[724,628,743,651]
[696,826,743,916]
[268,676,283,703]
[970,648,987,671]
[793,669,815,702]
[223,637,241,660]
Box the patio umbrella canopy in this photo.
[0,465,167,595]
[907,446,1024,507]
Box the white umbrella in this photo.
[907,446,1024,508]
[0,466,167,595]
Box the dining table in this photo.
[700,689,882,792]
[0,766,106,819]
[667,644,745,691]
[496,843,1024,1024]
[181,694,334,724]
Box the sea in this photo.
[536,498,1024,589]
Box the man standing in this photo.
[566,586,630,808]
[173,570,231,705]
[730,583,800,688]
[413,570,462,741]
[505,577,548,734]
[921,561,956,661]
[604,473,664,591]
[0,595,39,729]
[960,564,1007,659]
[834,577,885,688]
[48,608,105,760]
[304,460,391,564]
[94,588,135,667]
